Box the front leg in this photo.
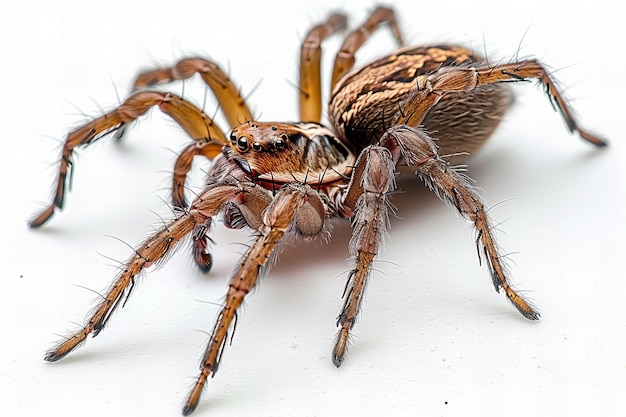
[183,183,326,415]
[333,125,540,367]
[43,181,250,362]
[333,144,397,366]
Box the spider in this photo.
[33,6,606,415]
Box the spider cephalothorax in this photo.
[225,121,354,185]
[34,6,605,415]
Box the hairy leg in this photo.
[299,12,347,123]
[390,125,540,318]
[332,123,544,366]
[331,6,404,88]
[30,92,226,228]
[183,183,326,415]
[395,60,606,147]
[43,181,266,362]
[332,141,398,366]
[129,57,253,128]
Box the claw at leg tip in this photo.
[523,310,541,321]
[43,351,61,362]
[196,262,213,274]
[580,130,608,147]
[28,206,56,229]
[332,354,343,368]
[332,338,347,368]
[181,405,195,416]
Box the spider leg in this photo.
[331,6,405,89]
[183,183,326,415]
[43,180,271,362]
[395,59,607,147]
[332,124,542,366]
[173,140,228,273]
[332,143,397,367]
[391,125,540,319]
[172,139,224,208]
[299,12,347,123]
[128,57,253,129]
[29,92,226,228]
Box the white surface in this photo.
[1,0,624,416]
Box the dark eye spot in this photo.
[252,142,262,151]
[271,126,278,131]
[274,139,285,150]
[230,133,237,145]
[237,137,249,151]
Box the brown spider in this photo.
[33,6,606,415]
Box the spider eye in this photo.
[230,132,237,145]
[252,142,262,151]
[237,137,249,151]
[274,139,285,150]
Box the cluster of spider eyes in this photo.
[228,132,287,152]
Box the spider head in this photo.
[227,122,304,155]
[225,121,355,185]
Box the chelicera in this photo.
[33,6,606,415]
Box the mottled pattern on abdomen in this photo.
[329,44,513,157]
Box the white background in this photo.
[1,0,624,416]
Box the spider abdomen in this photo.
[329,44,513,160]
